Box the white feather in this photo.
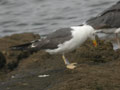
[115,28,120,33]
[46,25,95,54]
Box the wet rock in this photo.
[86,1,120,29]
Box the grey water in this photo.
[0,0,118,37]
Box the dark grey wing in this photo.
[87,1,120,29]
[10,28,73,51]
[33,28,73,50]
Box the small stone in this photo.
[11,75,15,78]
[38,74,50,78]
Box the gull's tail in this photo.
[10,42,32,50]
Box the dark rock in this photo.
[87,1,120,29]
[0,33,40,71]
[7,60,18,71]
[0,51,6,69]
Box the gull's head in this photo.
[89,30,102,47]
[88,30,97,47]
[85,26,102,47]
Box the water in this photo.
[0,0,118,37]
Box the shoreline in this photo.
[0,33,120,90]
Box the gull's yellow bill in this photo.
[93,40,97,47]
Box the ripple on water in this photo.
[2,29,16,33]
[0,0,117,37]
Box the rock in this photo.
[0,33,120,90]
[0,51,6,69]
[0,33,40,71]
[86,1,120,29]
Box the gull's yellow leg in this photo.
[62,54,70,65]
[62,54,77,69]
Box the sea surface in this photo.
[0,0,118,37]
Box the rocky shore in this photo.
[0,33,120,90]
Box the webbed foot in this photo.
[66,63,77,69]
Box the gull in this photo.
[10,24,99,69]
